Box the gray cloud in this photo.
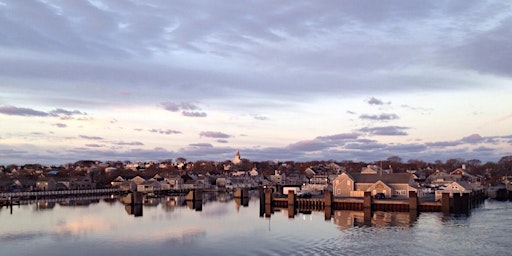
[161,102,200,112]
[0,105,48,117]
[359,113,399,121]
[52,123,67,128]
[189,143,214,148]
[161,102,207,118]
[112,141,144,146]
[148,129,182,135]
[367,97,385,105]
[85,144,103,148]
[426,141,461,147]
[0,105,87,120]
[253,114,268,121]
[462,134,484,143]
[316,133,360,141]
[358,126,409,136]
[286,139,331,152]
[199,131,231,139]
[1,1,506,107]
[79,135,104,140]
[182,111,207,117]
[49,108,86,116]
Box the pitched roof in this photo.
[351,173,412,184]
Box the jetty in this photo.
[260,188,487,218]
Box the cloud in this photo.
[49,108,86,116]
[161,102,190,112]
[0,105,48,117]
[286,139,331,152]
[0,106,88,120]
[79,135,104,140]
[358,126,409,136]
[189,143,213,148]
[161,102,207,117]
[85,144,103,147]
[52,123,67,128]
[316,133,360,141]
[182,111,207,117]
[148,129,182,135]
[359,113,399,121]
[426,141,461,147]
[367,97,385,105]
[199,131,231,139]
[217,139,228,143]
[112,141,144,146]
[462,134,484,143]
[253,114,268,120]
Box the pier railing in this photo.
[0,188,119,198]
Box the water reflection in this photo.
[265,205,420,229]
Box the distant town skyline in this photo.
[1,1,512,165]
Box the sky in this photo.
[1,0,512,165]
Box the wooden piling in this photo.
[409,191,418,211]
[287,190,296,208]
[441,192,450,215]
[453,193,462,214]
[324,190,333,209]
[363,191,372,210]
[461,193,470,215]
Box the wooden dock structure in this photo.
[261,188,486,218]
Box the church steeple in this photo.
[234,150,241,165]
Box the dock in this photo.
[260,188,487,218]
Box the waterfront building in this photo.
[36,177,56,191]
[434,180,476,201]
[332,172,418,198]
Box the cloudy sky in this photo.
[1,0,512,165]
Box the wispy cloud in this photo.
[358,126,409,136]
[359,113,399,121]
[199,131,231,139]
[0,105,48,117]
[367,97,385,105]
[0,105,87,119]
[79,135,104,140]
[182,111,207,117]
[148,129,182,135]
[85,144,103,148]
[112,141,144,146]
[189,143,213,148]
[161,102,207,117]
[52,123,67,128]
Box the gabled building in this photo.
[332,172,418,198]
[36,177,56,191]
[434,180,476,201]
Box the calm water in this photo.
[1,193,511,256]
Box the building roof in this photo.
[350,173,413,184]
[452,181,474,191]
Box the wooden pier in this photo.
[261,188,486,218]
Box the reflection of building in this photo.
[333,210,365,230]
[333,210,415,230]
[35,200,56,210]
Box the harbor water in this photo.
[0,193,511,256]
